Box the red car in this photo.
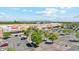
[0,43,8,47]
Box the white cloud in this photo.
[60,7,66,9]
[60,10,66,14]
[46,8,58,12]
[12,8,20,10]
[22,9,27,12]
[29,10,33,12]
[66,7,72,9]
[36,11,52,16]
[59,7,72,14]
[60,7,72,10]
[0,12,6,15]
[22,9,32,12]
[36,8,58,16]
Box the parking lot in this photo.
[0,29,79,51]
[7,34,35,51]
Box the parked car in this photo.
[69,40,79,42]
[26,43,32,47]
[31,42,38,48]
[59,33,65,36]
[45,40,53,44]
[0,43,8,47]
[0,49,7,51]
[15,35,18,37]
[17,43,21,46]
[21,37,27,40]
[59,31,65,36]
[26,42,38,48]
[3,37,10,39]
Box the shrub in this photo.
[48,32,59,41]
[75,32,79,38]
[3,32,11,38]
[7,48,16,51]
[24,27,32,36]
[44,31,49,38]
[24,30,30,37]
[63,29,73,34]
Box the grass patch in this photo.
[75,32,79,38]
[63,29,73,34]
[7,48,16,51]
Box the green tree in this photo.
[24,30,30,37]
[24,27,33,36]
[48,32,59,42]
[31,29,43,46]
[3,32,11,39]
[23,27,33,43]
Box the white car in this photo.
[0,48,7,51]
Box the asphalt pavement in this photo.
[8,35,34,51]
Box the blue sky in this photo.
[0,7,79,22]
